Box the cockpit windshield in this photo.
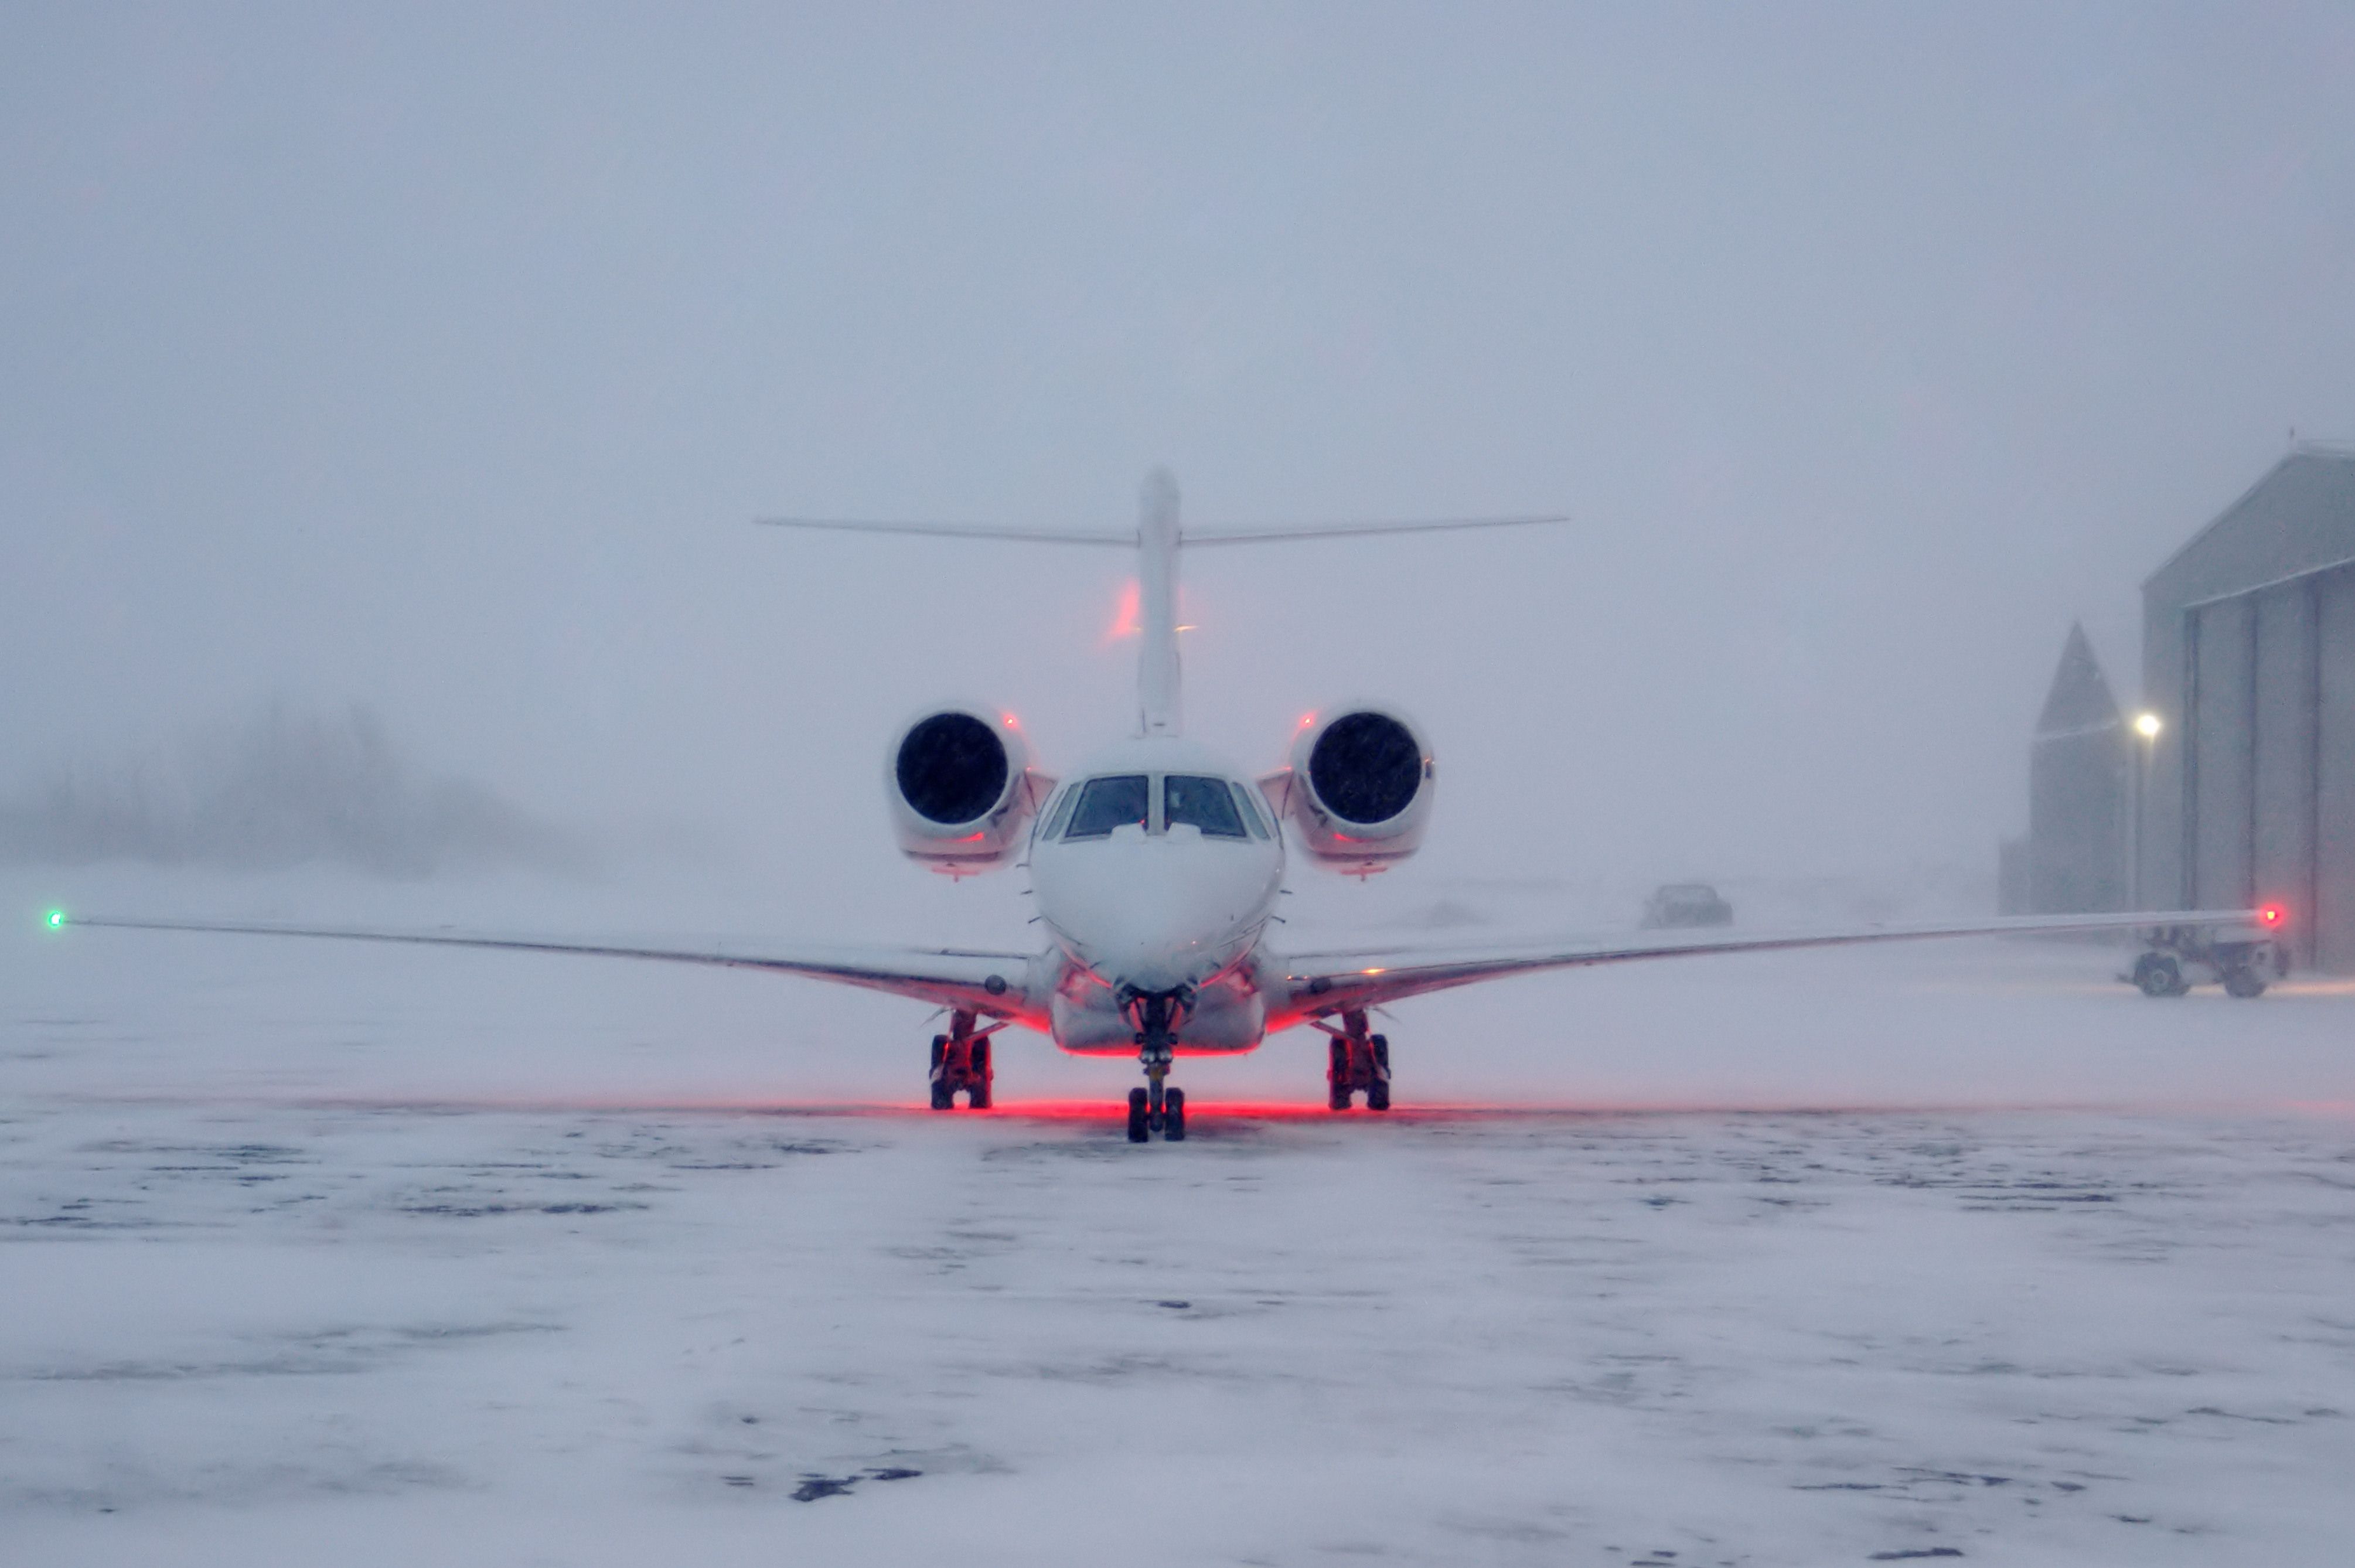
[1164,775,1246,838]
[1063,775,1150,839]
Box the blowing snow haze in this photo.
[0,705,589,879]
[4,8,2353,897]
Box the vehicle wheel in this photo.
[1163,1088,1186,1141]
[967,1038,993,1108]
[1127,1088,1150,1143]
[2134,955,2184,998]
[1327,1038,1353,1110]
[2224,967,2268,999]
[1366,1080,1390,1112]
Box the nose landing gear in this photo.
[928,1010,999,1110]
[1320,1011,1390,1112]
[1123,988,1192,1143]
[1127,1082,1186,1142]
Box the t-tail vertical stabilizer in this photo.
[1137,468,1183,738]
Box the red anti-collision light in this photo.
[2260,904,2285,926]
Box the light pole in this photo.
[2130,711,2162,909]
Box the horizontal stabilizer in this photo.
[1182,513,1573,546]
[755,517,1131,546]
[754,513,1574,547]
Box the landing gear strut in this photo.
[928,1010,997,1110]
[1123,988,1192,1143]
[1321,1010,1390,1112]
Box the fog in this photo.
[6,5,2354,909]
[0,703,587,877]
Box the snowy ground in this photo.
[5,868,2354,1564]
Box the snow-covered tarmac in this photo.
[6,876,2354,1564]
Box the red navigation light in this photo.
[2259,904,2285,927]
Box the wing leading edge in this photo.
[56,914,1048,1029]
[1272,909,2266,1026]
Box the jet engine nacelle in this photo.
[887,707,1048,875]
[1274,705,1435,871]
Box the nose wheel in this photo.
[1123,988,1191,1143]
[1127,1048,1188,1143]
[1324,1012,1390,1111]
[1127,1082,1187,1143]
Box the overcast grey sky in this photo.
[5,3,2352,895]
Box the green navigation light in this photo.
[46,909,64,929]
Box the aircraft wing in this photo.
[1271,908,2268,1025]
[52,913,1049,1028]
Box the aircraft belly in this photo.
[1049,966,1266,1056]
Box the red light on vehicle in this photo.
[2259,904,2284,926]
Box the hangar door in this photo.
[2188,562,2355,971]
[2320,566,2355,973]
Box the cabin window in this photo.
[1063,775,1150,839]
[1164,775,1247,838]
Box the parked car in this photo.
[1640,882,1734,929]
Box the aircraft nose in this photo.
[1079,906,1216,994]
[1049,844,1266,994]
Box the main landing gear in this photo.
[928,1010,1000,1110]
[1123,988,1191,1143]
[1320,1010,1390,1112]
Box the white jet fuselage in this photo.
[1028,735,1286,1056]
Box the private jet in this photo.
[51,472,2264,1141]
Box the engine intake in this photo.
[885,706,1045,874]
[1277,705,1434,869]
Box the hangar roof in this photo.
[2146,446,2355,610]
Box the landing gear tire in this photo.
[1328,1037,1354,1110]
[1164,1088,1187,1141]
[967,1038,994,1107]
[1127,1088,1150,1144]
[2224,966,2268,999]
[1365,1035,1391,1112]
[2134,954,2187,998]
[929,1034,955,1109]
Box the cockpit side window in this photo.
[1063,775,1150,839]
[1037,783,1080,844]
[1164,775,1247,838]
[1228,780,1271,839]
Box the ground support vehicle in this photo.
[2125,920,2288,998]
